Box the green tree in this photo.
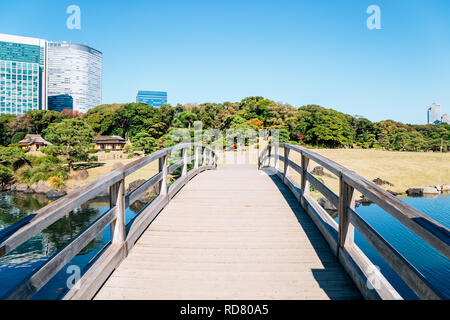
[297,105,353,147]
[131,131,158,154]
[42,119,94,170]
[0,114,16,146]
[0,146,28,170]
[9,110,64,135]
[0,164,13,188]
[83,104,123,134]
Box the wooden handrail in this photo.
[260,142,449,300]
[0,143,218,300]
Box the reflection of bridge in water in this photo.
[0,143,448,300]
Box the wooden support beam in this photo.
[159,153,168,197]
[283,147,290,184]
[300,153,310,198]
[109,176,126,245]
[338,174,355,249]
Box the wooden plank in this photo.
[0,169,122,258]
[64,243,125,300]
[305,171,339,209]
[342,170,450,259]
[338,177,355,248]
[348,208,442,299]
[96,164,361,300]
[125,172,163,208]
[6,206,117,300]
[126,195,169,252]
[338,245,401,300]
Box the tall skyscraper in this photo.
[0,33,47,115]
[442,113,449,124]
[47,42,102,113]
[427,102,441,125]
[136,91,167,107]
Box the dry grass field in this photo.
[286,148,450,196]
[66,157,159,190]
[66,148,449,199]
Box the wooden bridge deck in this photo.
[95,164,361,300]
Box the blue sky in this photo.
[1,0,449,124]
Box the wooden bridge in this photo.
[0,143,449,300]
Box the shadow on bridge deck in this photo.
[94,164,361,300]
[262,167,361,300]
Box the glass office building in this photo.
[0,34,47,115]
[136,91,167,107]
[427,102,441,125]
[47,42,102,113]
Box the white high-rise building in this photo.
[427,102,441,125]
[47,42,102,113]
[442,113,449,124]
[0,33,103,115]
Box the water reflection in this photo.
[0,192,144,299]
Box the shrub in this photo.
[18,162,69,186]
[32,155,61,166]
[105,149,111,153]
[0,164,13,187]
[88,149,98,154]
[127,153,134,159]
[48,176,65,189]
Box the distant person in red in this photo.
[234,143,237,150]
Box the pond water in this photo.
[0,192,146,299]
[0,191,449,299]
[345,193,450,299]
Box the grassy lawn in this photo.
[286,148,450,196]
[66,148,449,199]
[66,157,159,190]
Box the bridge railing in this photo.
[259,142,449,300]
[0,143,218,300]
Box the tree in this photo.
[42,119,94,170]
[61,109,84,119]
[9,110,64,135]
[0,164,13,188]
[131,131,157,154]
[297,105,353,148]
[83,104,123,134]
[177,111,198,129]
[0,146,28,170]
[0,114,16,146]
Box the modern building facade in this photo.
[0,33,47,115]
[47,42,102,113]
[136,91,167,107]
[442,113,449,124]
[427,102,441,125]
[0,33,102,116]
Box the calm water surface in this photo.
[0,191,449,299]
[0,192,145,299]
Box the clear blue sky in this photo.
[1,0,449,124]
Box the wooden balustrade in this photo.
[259,142,449,300]
[0,143,218,300]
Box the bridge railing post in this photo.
[159,152,168,197]
[202,146,207,167]
[209,148,214,167]
[194,145,199,170]
[338,174,355,250]
[182,146,188,182]
[274,143,279,171]
[109,173,126,246]
[283,147,290,184]
[300,153,310,205]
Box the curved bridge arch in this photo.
[0,143,218,300]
